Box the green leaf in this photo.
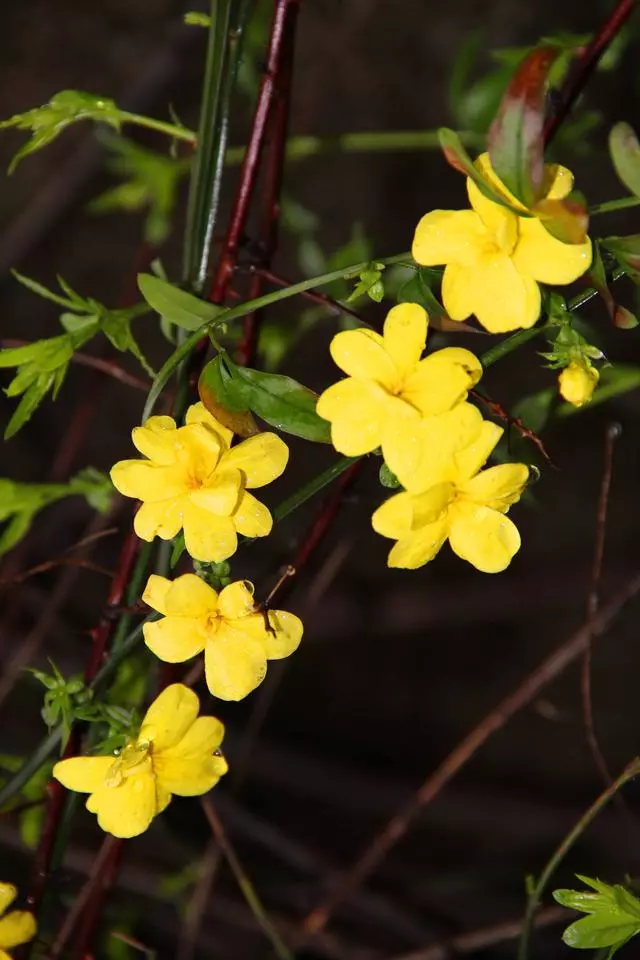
[0,512,33,557]
[0,90,122,171]
[397,268,448,319]
[379,463,400,488]
[138,274,221,331]
[562,913,640,950]
[5,376,53,439]
[488,46,559,207]
[512,388,555,434]
[10,269,76,309]
[610,123,640,199]
[438,127,526,215]
[220,358,332,442]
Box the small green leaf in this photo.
[10,270,76,309]
[610,123,640,199]
[601,235,640,285]
[379,463,400,488]
[221,358,331,442]
[397,268,448,319]
[5,376,53,438]
[170,533,186,569]
[562,913,640,950]
[488,46,560,206]
[138,274,221,331]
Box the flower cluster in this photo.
[110,402,289,562]
[0,885,36,960]
[56,404,303,838]
[412,153,592,334]
[54,684,228,838]
[318,302,529,572]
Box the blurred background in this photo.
[2,1,640,957]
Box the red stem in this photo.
[543,0,637,145]
[209,0,301,305]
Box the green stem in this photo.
[118,112,196,145]
[518,758,640,960]
[590,196,640,216]
[481,327,544,369]
[225,128,485,165]
[143,251,412,419]
[183,0,238,290]
[273,456,360,525]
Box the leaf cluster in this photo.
[554,875,640,957]
[0,467,113,556]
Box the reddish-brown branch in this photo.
[582,424,619,785]
[209,0,301,305]
[470,390,553,465]
[543,0,637,145]
[246,265,366,324]
[301,569,640,938]
[388,905,567,960]
[27,526,138,912]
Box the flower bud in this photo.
[558,362,599,407]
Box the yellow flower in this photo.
[142,574,303,701]
[558,362,598,407]
[53,684,227,838]
[372,421,529,572]
[412,153,592,333]
[110,402,289,562]
[0,884,36,960]
[316,302,482,480]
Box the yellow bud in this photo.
[558,362,599,407]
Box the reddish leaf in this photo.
[587,240,638,328]
[614,305,639,329]
[534,192,589,244]
[488,46,560,207]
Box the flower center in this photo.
[104,739,152,788]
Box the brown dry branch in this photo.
[301,569,640,938]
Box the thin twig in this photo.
[301,570,640,938]
[46,835,122,959]
[245,264,366,324]
[470,389,553,465]
[0,340,150,392]
[389,905,567,960]
[200,797,294,960]
[582,424,619,785]
[543,0,638,145]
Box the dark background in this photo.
[2,1,640,958]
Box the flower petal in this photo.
[132,416,179,464]
[317,378,389,456]
[218,580,255,619]
[329,328,397,387]
[543,163,574,199]
[263,610,303,659]
[143,617,206,664]
[165,573,218,617]
[467,155,520,242]
[411,483,454,528]
[459,463,529,512]
[512,217,592,284]
[0,911,37,950]
[382,303,428,379]
[443,251,541,333]
[454,421,503,481]
[403,347,482,416]
[110,461,187,502]
[176,423,224,480]
[53,756,112,794]
[163,715,226,757]
[185,401,233,448]
[154,752,228,797]
[140,683,199,751]
[387,517,449,569]
[142,574,172,616]
[204,627,267,701]
[448,503,521,572]
[189,468,242,516]
[134,497,184,542]
[231,491,273,538]
[183,502,237,562]
[87,773,157,838]
[221,433,289,488]
[0,885,17,916]
[371,491,414,540]
[385,402,484,493]
[412,209,487,267]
